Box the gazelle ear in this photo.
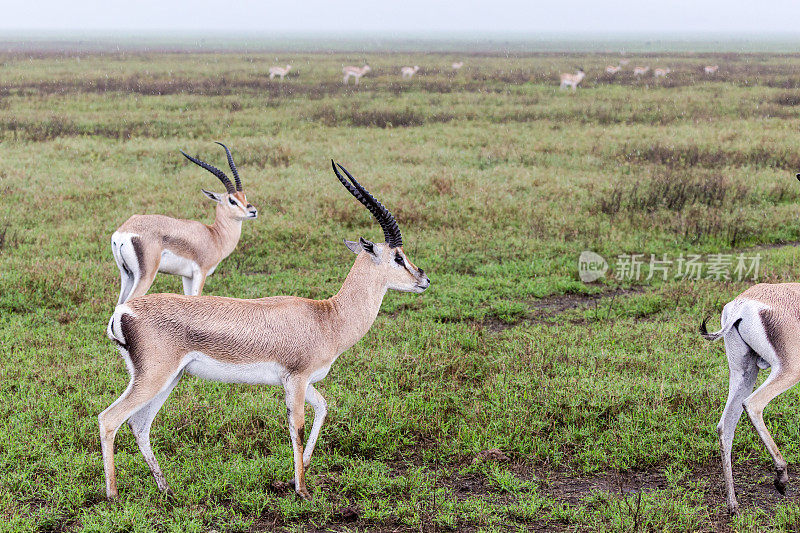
[344,240,362,254]
[359,237,377,256]
[202,189,223,203]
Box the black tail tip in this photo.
[699,315,711,336]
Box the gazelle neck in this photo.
[209,204,242,257]
[328,253,388,354]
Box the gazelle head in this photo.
[332,161,429,293]
[181,143,258,220]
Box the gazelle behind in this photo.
[111,143,257,304]
[401,65,420,79]
[451,61,464,70]
[653,68,671,78]
[633,66,650,76]
[705,65,719,75]
[269,65,292,80]
[99,160,429,501]
[342,65,371,85]
[605,65,622,75]
[559,68,585,91]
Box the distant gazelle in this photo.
[342,65,371,85]
[401,65,420,79]
[559,68,585,91]
[619,59,630,66]
[452,61,464,70]
[269,65,292,80]
[705,65,719,75]
[633,66,650,76]
[653,68,671,78]
[111,143,257,304]
[99,160,430,501]
[605,65,622,75]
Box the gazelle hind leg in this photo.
[127,372,184,494]
[302,384,328,469]
[98,370,176,500]
[743,366,800,494]
[717,329,759,514]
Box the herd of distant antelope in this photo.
[264,60,720,89]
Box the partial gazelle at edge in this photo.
[111,143,257,304]
[99,160,430,501]
[700,173,800,515]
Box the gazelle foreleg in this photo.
[284,377,311,499]
[302,384,328,469]
[181,267,207,296]
[743,366,800,494]
[127,372,184,494]
[717,330,759,514]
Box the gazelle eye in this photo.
[395,253,404,266]
[228,198,237,206]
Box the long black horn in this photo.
[181,150,236,194]
[331,160,403,248]
[215,142,242,191]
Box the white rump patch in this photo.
[183,351,289,386]
[107,304,136,344]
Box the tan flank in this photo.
[111,143,257,304]
[704,65,719,75]
[98,161,430,502]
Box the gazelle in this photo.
[452,61,464,70]
[605,65,622,75]
[342,65,371,85]
[99,160,430,501]
[700,234,800,515]
[401,65,420,79]
[653,68,671,78]
[269,65,292,80]
[559,68,585,91]
[633,66,650,76]
[111,143,257,305]
[705,65,719,75]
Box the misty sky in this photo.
[2,0,799,33]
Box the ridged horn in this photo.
[181,149,236,194]
[215,142,242,191]
[331,160,403,248]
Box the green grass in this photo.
[4,47,800,531]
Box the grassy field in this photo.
[5,47,800,531]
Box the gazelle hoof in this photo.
[728,503,739,516]
[296,488,312,501]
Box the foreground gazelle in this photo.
[633,66,650,76]
[99,160,430,501]
[705,65,719,75]
[342,65,371,85]
[401,65,420,79]
[111,143,257,304]
[700,267,800,514]
[559,69,585,91]
[653,68,671,78]
[269,65,292,80]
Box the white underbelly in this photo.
[159,249,198,277]
[183,351,287,386]
[309,363,332,384]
